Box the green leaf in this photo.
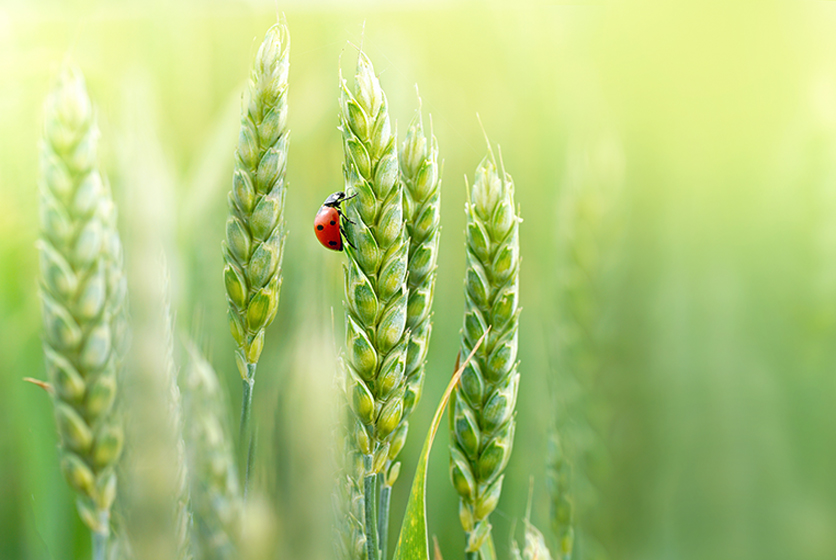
[393,329,490,560]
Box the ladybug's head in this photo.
[323,191,346,207]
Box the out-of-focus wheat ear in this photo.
[449,140,521,558]
[511,519,555,560]
[161,269,193,560]
[547,432,574,560]
[37,65,126,560]
[183,339,242,560]
[223,18,290,489]
[338,48,409,560]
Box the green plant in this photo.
[552,134,624,560]
[183,340,242,560]
[546,432,574,560]
[370,92,443,558]
[162,273,192,560]
[338,49,410,560]
[449,143,521,559]
[222,20,290,490]
[37,66,127,560]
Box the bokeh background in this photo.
[3,1,836,559]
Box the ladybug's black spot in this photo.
[317,224,324,231]
[328,240,338,247]
[330,220,336,226]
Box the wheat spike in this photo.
[449,141,521,555]
[223,20,290,381]
[37,65,126,551]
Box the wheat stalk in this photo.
[37,65,126,560]
[449,140,521,557]
[183,340,242,560]
[338,49,409,560]
[223,20,290,489]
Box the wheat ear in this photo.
[339,49,409,560]
[369,92,442,558]
[161,272,193,560]
[183,340,242,560]
[449,141,521,557]
[37,66,126,560]
[223,20,290,489]
[546,431,574,560]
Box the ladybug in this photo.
[314,191,357,251]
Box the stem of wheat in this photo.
[449,141,521,556]
[38,66,126,559]
[338,49,410,560]
[223,20,290,492]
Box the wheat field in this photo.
[2,2,836,560]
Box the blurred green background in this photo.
[3,1,836,559]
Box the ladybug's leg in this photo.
[336,207,356,225]
[342,229,357,250]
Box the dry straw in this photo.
[37,66,127,559]
[449,142,521,557]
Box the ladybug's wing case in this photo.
[314,206,343,251]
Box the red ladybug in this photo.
[314,191,356,251]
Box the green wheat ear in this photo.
[339,49,409,473]
[338,49,409,560]
[396,92,442,460]
[184,340,242,560]
[547,432,574,560]
[223,20,290,382]
[449,140,521,556]
[37,65,127,553]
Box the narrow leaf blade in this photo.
[393,330,489,560]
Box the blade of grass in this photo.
[392,328,489,560]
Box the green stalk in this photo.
[92,528,107,560]
[223,20,290,487]
[378,479,391,560]
[449,141,522,555]
[364,455,380,560]
[238,364,257,494]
